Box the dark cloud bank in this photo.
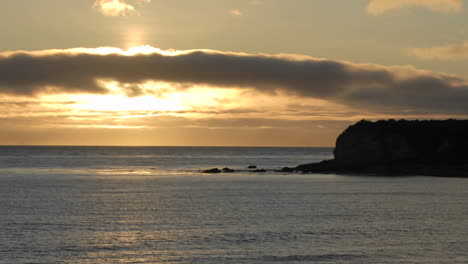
[1,48,467,114]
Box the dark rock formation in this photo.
[275,167,296,173]
[296,119,468,177]
[202,168,222,173]
[201,167,269,173]
[247,165,257,169]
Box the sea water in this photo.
[0,146,467,264]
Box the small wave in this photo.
[197,231,299,245]
[262,254,363,262]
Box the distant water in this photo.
[0,146,467,264]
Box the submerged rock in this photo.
[247,165,257,169]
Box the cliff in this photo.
[295,120,468,177]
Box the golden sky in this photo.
[1,0,468,146]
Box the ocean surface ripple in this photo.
[0,146,467,263]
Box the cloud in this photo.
[0,113,350,146]
[408,41,468,60]
[93,0,150,16]
[229,9,243,16]
[1,46,468,115]
[366,0,463,15]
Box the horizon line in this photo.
[0,144,334,148]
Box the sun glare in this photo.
[71,94,184,112]
[123,25,147,50]
[50,81,243,114]
[83,45,183,56]
[126,45,161,55]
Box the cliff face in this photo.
[296,119,468,177]
[333,120,468,167]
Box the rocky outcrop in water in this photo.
[296,119,468,177]
[202,168,222,173]
[201,167,269,173]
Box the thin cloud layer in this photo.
[93,0,150,16]
[367,0,463,15]
[408,41,468,60]
[0,46,468,114]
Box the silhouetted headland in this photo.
[294,119,468,177]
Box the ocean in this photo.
[0,146,467,264]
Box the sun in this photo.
[71,94,185,112]
[44,81,241,116]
